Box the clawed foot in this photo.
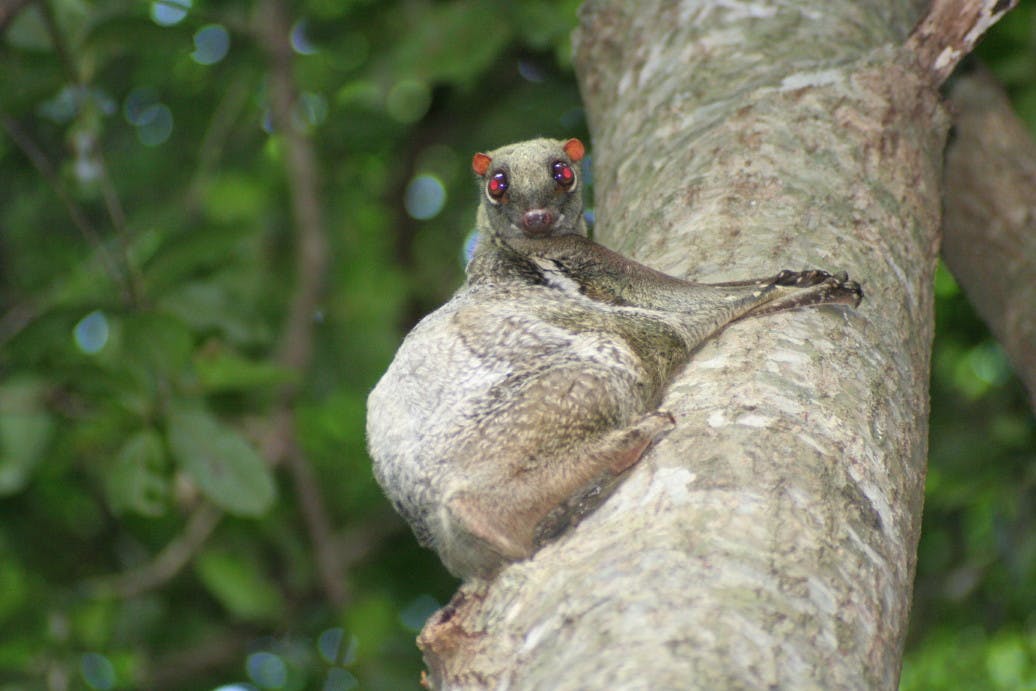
[606,409,676,473]
[770,269,864,309]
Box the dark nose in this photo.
[521,209,555,235]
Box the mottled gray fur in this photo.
[366,138,862,578]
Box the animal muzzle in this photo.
[521,209,555,235]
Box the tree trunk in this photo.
[418,1,1014,688]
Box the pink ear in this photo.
[563,138,585,162]
[472,152,492,175]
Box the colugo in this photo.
[366,137,862,578]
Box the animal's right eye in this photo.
[487,171,509,200]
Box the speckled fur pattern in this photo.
[366,138,862,578]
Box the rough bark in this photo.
[418,1,1013,688]
[943,67,1036,412]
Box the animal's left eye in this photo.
[552,161,575,188]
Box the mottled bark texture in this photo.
[943,67,1036,412]
[418,1,1013,689]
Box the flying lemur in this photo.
[366,137,862,579]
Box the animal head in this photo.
[472,138,587,240]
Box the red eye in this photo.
[488,171,508,200]
[552,161,575,188]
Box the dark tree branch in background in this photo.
[36,0,76,84]
[255,0,345,607]
[0,0,34,34]
[943,66,1036,412]
[146,628,253,690]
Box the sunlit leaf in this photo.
[0,378,55,496]
[985,635,1031,689]
[194,350,294,392]
[195,549,283,621]
[72,598,116,650]
[166,404,275,516]
[202,173,267,224]
[344,595,397,661]
[105,429,168,517]
[5,6,52,51]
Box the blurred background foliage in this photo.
[0,1,1032,689]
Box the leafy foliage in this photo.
[0,1,1032,689]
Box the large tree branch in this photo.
[942,67,1036,411]
[418,1,1012,688]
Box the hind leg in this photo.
[445,409,675,572]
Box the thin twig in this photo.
[37,0,144,304]
[37,0,145,305]
[35,0,77,84]
[255,0,345,607]
[145,628,253,690]
[95,148,145,304]
[0,114,126,288]
[185,78,252,216]
[0,301,39,348]
[85,503,222,599]
[280,409,349,604]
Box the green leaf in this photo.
[166,404,275,516]
[0,560,28,624]
[72,598,116,649]
[158,279,269,345]
[5,6,52,51]
[986,634,1031,689]
[122,311,193,367]
[105,429,169,517]
[511,0,582,49]
[344,594,397,660]
[390,0,511,87]
[0,378,55,495]
[143,225,253,296]
[195,549,283,621]
[201,173,268,224]
[194,350,294,393]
